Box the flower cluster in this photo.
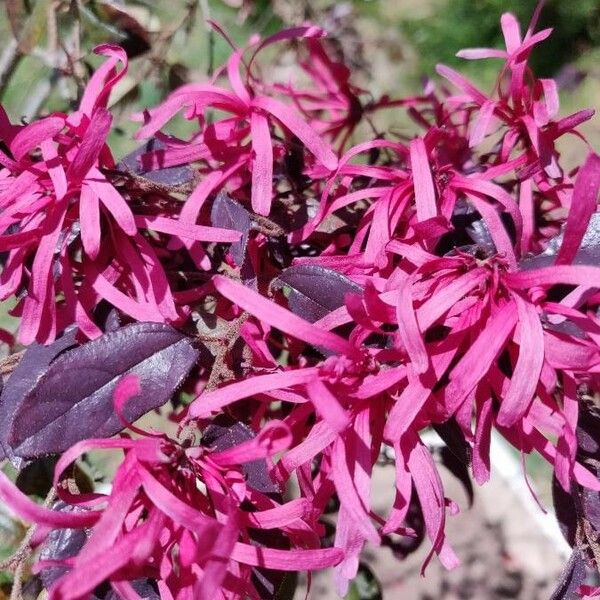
[0,6,600,600]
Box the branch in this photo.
[0,38,22,99]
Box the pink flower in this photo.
[132,26,338,218]
[0,376,341,599]
[0,46,240,344]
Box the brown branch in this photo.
[0,38,22,99]
[0,351,24,378]
[1,487,56,600]
[202,312,249,393]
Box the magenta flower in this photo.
[0,376,341,599]
[132,26,338,218]
[0,46,240,344]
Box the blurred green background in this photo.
[1,0,599,160]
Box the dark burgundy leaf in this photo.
[202,419,278,495]
[0,329,78,460]
[439,445,474,507]
[40,504,159,598]
[434,419,471,466]
[549,551,587,600]
[552,474,577,547]
[582,486,600,532]
[202,418,293,599]
[210,192,252,266]
[522,213,600,270]
[274,264,362,323]
[436,199,495,256]
[15,456,57,496]
[40,503,89,588]
[8,323,200,458]
[119,139,194,187]
[576,401,600,458]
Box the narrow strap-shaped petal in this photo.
[305,378,350,433]
[497,295,544,427]
[210,420,292,464]
[382,437,412,535]
[500,12,521,53]
[230,543,343,570]
[435,64,488,105]
[469,100,496,148]
[507,265,600,289]
[417,270,487,330]
[79,44,128,116]
[41,140,67,200]
[241,498,311,529]
[252,96,338,170]
[473,395,493,484]
[330,433,379,545]
[19,205,67,344]
[0,470,99,528]
[275,420,337,479]
[134,214,241,242]
[408,436,460,573]
[410,138,437,221]
[212,275,357,356]
[444,302,518,416]
[556,152,600,265]
[396,273,428,373]
[138,466,221,530]
[500,422,600,491]
[67,109,113,183]
[456,48,507,60]
[250,111,273,216]
[188,368,318,418]
[196,511,239,599]
[87,266,163,322]
[86,169,136,235]
[10,115,65,162]
[79,183,101,259]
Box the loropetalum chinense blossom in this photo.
[1,6,600,600]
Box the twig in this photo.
[251,213,286,236]
[0,38,22,99]
[0,351,24,378]
[2,487,56,599]
[9,561,24,600]
[202,312,249,392]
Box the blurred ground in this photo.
[295,435,567,599]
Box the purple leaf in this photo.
[274,264,362,323]
[433,419,471,466]
[202,419,294,599]
[552,474,577,547]
[549,551,587,600]
[0,330,78,460]
[522,213,600,270]
[118,138,194,187]
[438,445,474,507]
[202,419,278,495]
[210,192,252,266]
[40,503,160,599]
[39,503,88,589]
[8,323,200,458]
